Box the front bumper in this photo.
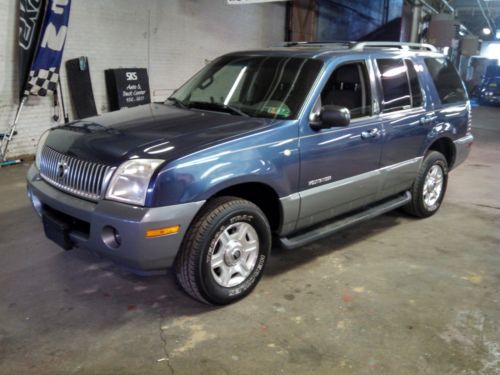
[480,95,500,104]
[453,134,474,169]
[27,165,204,274]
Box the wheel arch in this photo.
[208,181,283,232]
[426,137,456,169]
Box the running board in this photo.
[279,191,412,250]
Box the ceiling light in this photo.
[482,27,492,35]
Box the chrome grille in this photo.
[39,146,115,201]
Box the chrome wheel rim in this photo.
[423,164,444,210]
[210,222,259,288]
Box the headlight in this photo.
[105,159,163,206]
[35,131,50,170]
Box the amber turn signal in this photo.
[145,225,181,238]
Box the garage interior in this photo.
[1,0,499,373]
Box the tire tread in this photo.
[404,151,448,218]
[175,197,263,304]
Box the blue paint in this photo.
[42,46,470,215]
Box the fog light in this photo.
[102,226,121,249]
[28,189,43,217]
[145,225,180,238]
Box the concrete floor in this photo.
[0,106,499,374]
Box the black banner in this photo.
[66,57,98,119]
[19,0,47,100]
[105,68,151,111]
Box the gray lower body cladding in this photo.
[279,157,423,235]
[27,165,204,274]
[453,134,473,169]
[27,135,473,272]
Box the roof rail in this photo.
[350,42,438,52]
[281,41,351,48]
[281,41,438,52]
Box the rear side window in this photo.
[376,59,411,112]
[424,57,467,104]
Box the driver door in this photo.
[297,60,384,230]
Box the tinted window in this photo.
[320,62,372,119]
[405,60,423,107]
[376,59,411,112]
[170,56,323,119]
[424,57,467,104]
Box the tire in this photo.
[175,196,271,305]
[404,151,448,218]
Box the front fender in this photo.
[149,121,300,206]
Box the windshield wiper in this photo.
[166,97,187,109]
[186,101,250,117]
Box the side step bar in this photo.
[279,191,412,250]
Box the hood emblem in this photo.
[56,161,68,180]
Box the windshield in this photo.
[168,55,323,119]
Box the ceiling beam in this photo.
[476,0,496,31]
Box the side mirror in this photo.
[311,105,350,131]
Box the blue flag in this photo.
[25,0,71,97]
[19,0,47,100]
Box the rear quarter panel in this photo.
[416,55,470,161]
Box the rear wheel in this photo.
[175,197,271,305]
[404,151,448,218]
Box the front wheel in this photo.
[404,151,448,218]
[175,197,271,305]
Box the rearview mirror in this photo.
[311,105,351,131]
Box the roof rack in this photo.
[282,41,351,48]
[351,42,438,52]
[282,41,438,52]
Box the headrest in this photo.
[334,65,360,85]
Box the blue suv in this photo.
[27,42,473,304]
[478,67,500,106]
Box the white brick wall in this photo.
[0,0,285,158]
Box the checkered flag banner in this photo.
[25,67,59,96]
[23,0,71,97]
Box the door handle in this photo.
[361,128,381,140]
[420,114,437,125]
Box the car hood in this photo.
[45,103,274,165]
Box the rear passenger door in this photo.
[374,57,430,199]
[297,60,383,230]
